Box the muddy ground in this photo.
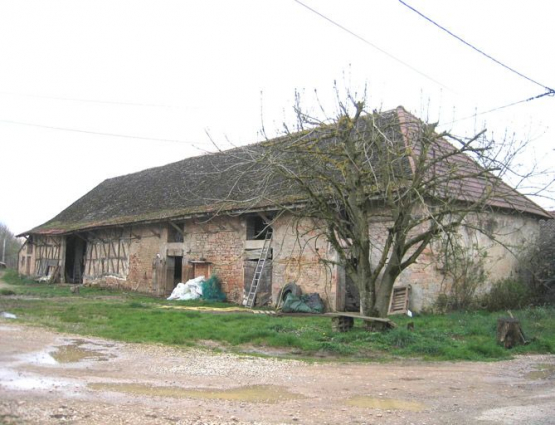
[0,321,554,425]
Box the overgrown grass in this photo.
[1,269,554,361]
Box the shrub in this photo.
[519,219,555,305]
[434,238,487,312]
[481,278,532,311]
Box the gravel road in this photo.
[0,321,554,424]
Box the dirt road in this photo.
[0,321,554,425]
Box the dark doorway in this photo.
[65,235,87,284]
[173,256,183,286]
[344,269,360,312]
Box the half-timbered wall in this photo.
[33,235,64,277]
[83,229,131,280]
[82,224,170,295]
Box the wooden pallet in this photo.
[388,285,410,315]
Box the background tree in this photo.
[0,223,23,269]
[520,217,555,304]
[247,91,545,318]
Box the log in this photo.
[497,317,526,348]
[327,313,396,332]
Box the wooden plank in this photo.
[168,221,185,236]
[325,312,394,324]
[110,240,117,273]
[116,238,121,274]
[120,241,129,276]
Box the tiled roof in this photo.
[24,108,549,235]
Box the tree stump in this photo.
[497,317,526,348]
[332,316,354,332]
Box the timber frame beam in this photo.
[168,221,185,236]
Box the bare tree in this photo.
[0,223,23,269]
[245,92,546,318]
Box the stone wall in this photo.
[379,210,542,311]
[126,224,168,294]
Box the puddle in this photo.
[50,340,114,363]
[24,351,58,365]
[88,383,304,403]
[526,364,555,380]
[346,396,426,411]
[0,368,72,391]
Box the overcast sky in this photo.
[1,0,554,236]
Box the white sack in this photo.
[167,276,205,300]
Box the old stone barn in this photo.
[18,108,550,312]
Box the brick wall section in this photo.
[271,214,338,310]
[184,216,245,302]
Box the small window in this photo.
[27,242,33,254]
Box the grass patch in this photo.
[1,270,554,361]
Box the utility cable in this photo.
[293,0,451,91]
[398,0,555,95]
[449,90,553,124]
[0,118,210,146]
[0,90,183,109]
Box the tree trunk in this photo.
[354,252,378,317]
[374,271,399,317]
[359,287,377,317]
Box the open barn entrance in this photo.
[65,235,87,283]
[173,256,183,286]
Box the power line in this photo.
[398,0,555,94]
[449,90,553,124]
[293,0,452,91]
[0,118,210,146]
[0,91,184,109]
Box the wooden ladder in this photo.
[245,230,273,308]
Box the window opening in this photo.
[246,215,272,240]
